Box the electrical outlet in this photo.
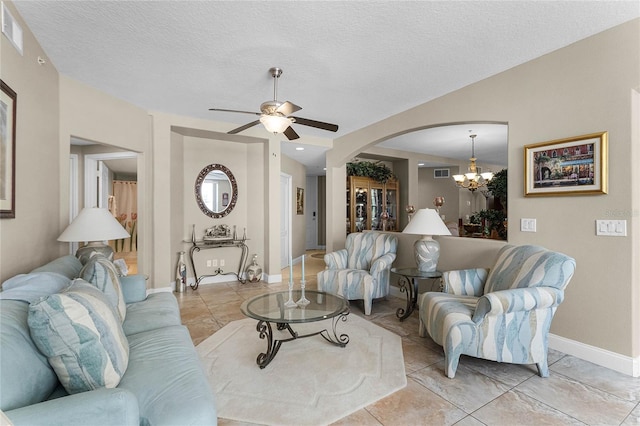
[212,259,218,267]
[220,259,225,267]
[206,260,212,267]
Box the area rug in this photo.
[310,252,326,259]
[196,314,406,426]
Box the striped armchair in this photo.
[419,244,576,378]
[317,232,397,315]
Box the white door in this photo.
[280,174,292,269]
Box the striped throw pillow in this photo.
[80,253,127,322]
[27,280,129,394]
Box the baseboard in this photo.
[264,273,281,284]
[548,333,639,377]
[148,286,172,294]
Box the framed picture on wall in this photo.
[296,187,304,215]
[524,131,608,197]
[0,80,17,218]
[222,192,229,206]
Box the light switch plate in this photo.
[521,218,536,232]
[596,219,627,236]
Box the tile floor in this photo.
[175,250,640,426]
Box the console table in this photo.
[188,239,249,289]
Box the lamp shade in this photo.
[402,208,450,236]
[58,208,130,242]
[260,115,291,133]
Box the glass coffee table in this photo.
[240,290,350,368]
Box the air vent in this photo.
[2,2,23,55]
[434,168,450,178]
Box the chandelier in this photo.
[452,134,494,192]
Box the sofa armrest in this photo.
[370,253,396,276]
[5,388,139,426]
[472,287,565,323]
[324,249,348,269]
[442,268,488,296]
[120,274,147,304]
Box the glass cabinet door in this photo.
[385,187,398,231]
[354,186,368,232]
[370,185,384,230]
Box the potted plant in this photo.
[346,161,394,183]
[470,209,507,239]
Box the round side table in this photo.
[391,268,443,321]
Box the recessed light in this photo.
[418,163,425,166]
[296,147,304,151]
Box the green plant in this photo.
[346,161,394,183]
[486,168,507,208]
[470,209,507,239]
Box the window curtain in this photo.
[109,181,137,253]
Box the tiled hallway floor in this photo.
[175,250,640,426]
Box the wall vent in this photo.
[434,168,450,178]
[2,2,23,55]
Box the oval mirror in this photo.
[195,163,238,218]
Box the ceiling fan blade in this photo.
[283,126,300,140]
[209,108,261,116]
[228,120,261,134]
[275,101,302,116]
[290,116,339,132]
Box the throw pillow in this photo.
[80,253,126,322]
[27,280,129,395]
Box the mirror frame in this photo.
[195,163,238,218]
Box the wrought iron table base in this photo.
[396,276,418,321]
[255,312,349,368]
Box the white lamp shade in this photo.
[402,208,450,236]
[58,208,130,242]
[260,115,291,133]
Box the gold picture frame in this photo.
[296,187,304,215]
[524,132,608,197]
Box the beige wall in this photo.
[0,2,59,278]
[327,20,640,360]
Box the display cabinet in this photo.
[346,176,399,234]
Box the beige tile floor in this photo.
[175,250,640,426]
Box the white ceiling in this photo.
[15,1,639,174]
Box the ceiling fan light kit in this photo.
[209,67,338,140]
[260,115,291,134]
[452,134,494,192]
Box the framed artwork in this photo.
[296,187,304,215]
[0,80,16,218]
[524,132,607,197]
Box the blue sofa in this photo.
[0,255,217,425]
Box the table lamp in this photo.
[58,207,130,264]
[402,208,451,272]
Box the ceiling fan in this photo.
[209,67,339,140]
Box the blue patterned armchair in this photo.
[419,244,576,378]
[317,232,398,315]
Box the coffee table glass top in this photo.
[241,290,348,323]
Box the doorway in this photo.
[69,141,139,273]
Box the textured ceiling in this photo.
[14,1,639,174]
